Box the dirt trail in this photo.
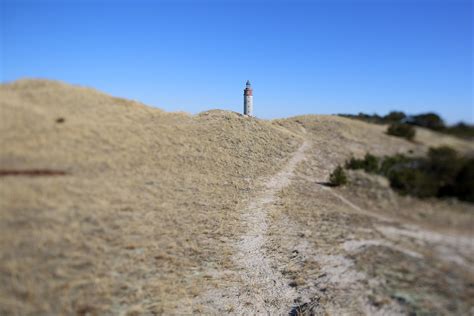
[231,140,310,314]
[192,139,310,314]
[3,81,473,315]
[192,129,473,314]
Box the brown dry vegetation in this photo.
[268,116,474,315]
[0,79,300,314]
[1,79,473,315]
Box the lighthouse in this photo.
[243,80,253,116]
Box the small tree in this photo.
[409,113,445,130]
[329,166,348,186]
[384,111,406,123]
[387,123,416,141]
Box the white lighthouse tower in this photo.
[243,80,253,116]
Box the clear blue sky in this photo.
[1,0,472,123]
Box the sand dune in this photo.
[1,80,472,315]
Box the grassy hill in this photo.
[0,79,302,314]
[1,79,472,315]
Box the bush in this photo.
[444,122,474,139]
[379,154,408,175]
[384,111,406,123]
[346,153,379,173]
[387,123,416,140]
[346,156,364,170]
[329,166,347,186]
[342,146,474,203]
[362,153,379,173]
[453,159,474,202]
[388,168,439,198]
[427,146,460,186]
[428,146,458,161]
[408,112,445,130]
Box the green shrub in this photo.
[428,146,457,160]
[346,153,379,173]
[408,112,445,130]
[444,122,474,139]
[427,146,460,186]
[387,123,416,140]
[379,154,411,176]
[388,168,439,198]
[342,146,473,203]
[329,166,347,186]
[453,159,474,202]
[362,153,379,173]
[384,111,406,123]
[346,156,365,170]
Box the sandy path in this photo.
[193,135,473,314]
[191,139,311,314]
[229,140,311,314]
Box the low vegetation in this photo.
[0,79,301,315]
[337,147,474,202]
[346,153,379,173]
[339,111,474,139]
[329,165,347,186]
[386,123,416,140]
[2,79,473,315]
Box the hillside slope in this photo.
[191,115,474,315]
[0,79,301,314]
[1,79,473,315]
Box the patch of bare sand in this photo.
[376,224,474,271]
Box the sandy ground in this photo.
[266,119,473,315]
[1,80,473,315]
[188,140,311,314]
[0,79,301,314]
[188,117,474,315]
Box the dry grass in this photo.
[1,79,473,315]
[267,115,474,315]
[0,79,300,314]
